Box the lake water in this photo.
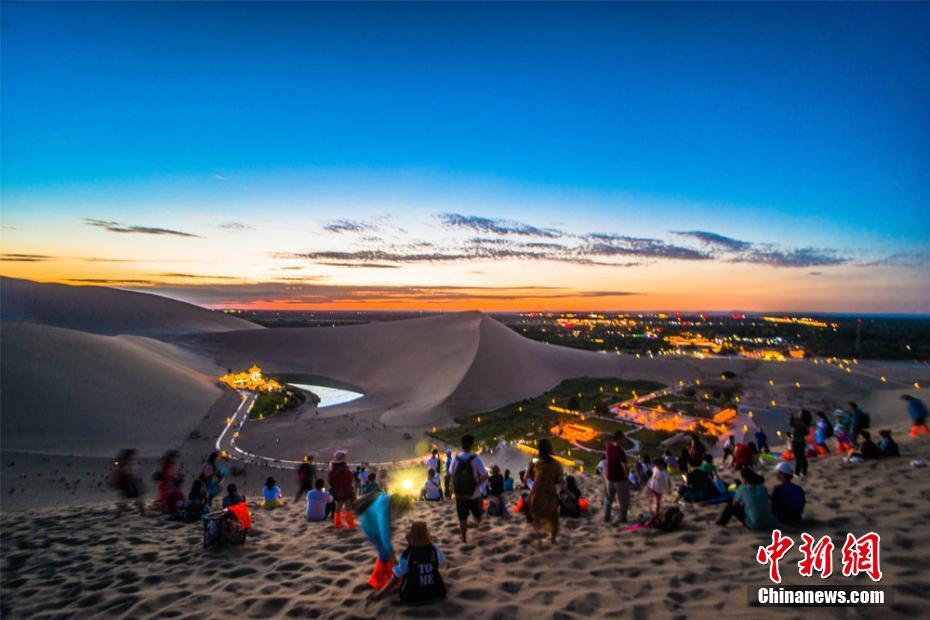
[289,384,364,408]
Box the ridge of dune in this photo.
[0,277,260,337]
[0,321,224,457]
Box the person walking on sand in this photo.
[902,395,930,437]
[109,449,145,517]
[449,434,488,543]
[443,449,453,498]
[603,430,630,524]
[528,439,564,544]
[328,450,357,529]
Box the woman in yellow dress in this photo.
[528,439,564,544]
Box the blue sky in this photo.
[2,2,928,312]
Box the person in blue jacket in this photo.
[902,395,929,437]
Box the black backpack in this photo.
[649,506,684,532]
[452,455,477,498]
[824,420,834,438]
[860,411,871,429]
[399,545,446,604]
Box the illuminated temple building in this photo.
[218,365,282,392]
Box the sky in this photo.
[2,2,929,313]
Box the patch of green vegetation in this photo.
[250,389,304,419]
[429,376,664,467]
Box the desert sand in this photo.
[2,278,930,618]
[2,423,930,619]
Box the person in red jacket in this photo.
[328,450,357,529]
[732,441,753,469]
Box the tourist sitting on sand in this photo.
[200,452,226,506]
[371,521,446,605]
[835,427,853,454]
[679,447,692,473]
[715,467,776,530]
[328,450,357,528]
[664,450,678,474]
[182,479,208,522]
[688,435,706,469]
[362,472,382,495]
[306,479,333,522]
[677,466,719,504]
[848,431,881,461]
[529,439,564,543]
[155,450,180,512]
[262,477,285,509]
[902,395,930,437]
[559,475,583,517]
[295,457,316,501]
[163,476,186,515]
[787,410,811,478]
[699,453,717,477]
[426,449,440,476]
[420,469,443,502]
[771,462,805,524]
[833,408,851,435]
[222,483,245,508]
[847,402,867,445]
[503,469,514,492]
[878,430,900,457]
[487,465,505,515]
[643,457,672,514]
[109,448,145,517]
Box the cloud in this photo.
[735,246,847,267]
[808,271,823,276]
[580,234,712,261]
[672,230,752,252]
[83,218,203,238]
[65,278,157,285]
[218,222,252,232]
[213,174,229,181]
[437,213,564,238]
[858,252,930,268]
[324,219,379,234]
[321,262,401,269]
[1,253,53,262]
[123,281,636,306]
[152,273,239,280]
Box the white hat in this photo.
[775,462,794,476]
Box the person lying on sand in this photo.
[306,479,333,522]
[262,477,285,509]
[715,467,776,530]
[370,521,447,605]
[770,462,805,524]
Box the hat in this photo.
[406,521,431,546]
[775,462,794,476]
[331,450,347,464]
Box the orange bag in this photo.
[227,502,252,529]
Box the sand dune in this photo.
[3,424,929,618]
[0,322,224,457]
[0,277,259,337]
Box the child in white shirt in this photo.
[644,458,672,513]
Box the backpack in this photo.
[398,545,446,604]
[860,412,871,429]
[649,506,684,532]
[452,455,477,498]
[824,420,834,438]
